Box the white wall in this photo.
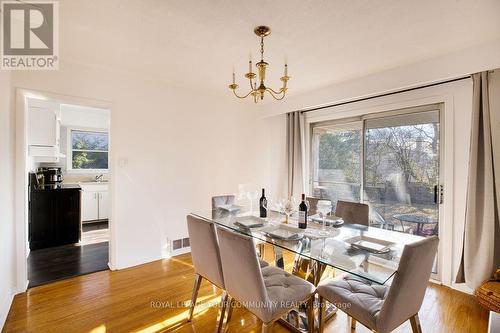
[11,61,281,269]
[0,72,16,326]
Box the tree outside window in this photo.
[71,130,109,170]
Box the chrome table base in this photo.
[273,245,337,332]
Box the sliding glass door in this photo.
[310,106,441,273]
[311,122,362,207]
[364,111,440,237]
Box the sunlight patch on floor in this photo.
[88,324,106,333]
[134,294,221,333]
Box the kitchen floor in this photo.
[82,221,109,245]
[27,221,109,288]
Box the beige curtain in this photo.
[456,72,500,289]
[286,111,305,197]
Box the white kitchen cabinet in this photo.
[98,191,109,220]
[28,99,64,160]
[29,107,58,146]
[81,191,99,221]
[80,184,109,222]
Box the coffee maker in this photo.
[36,167,63,185]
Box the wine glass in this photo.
[282,197,297,224]
[246,190,259,215]
[317,200,332,236]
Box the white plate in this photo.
[218,205,243,213]
[261,224,304,241]
[310,214,344,226]
[234,216,265,228]
[344,235,394,254]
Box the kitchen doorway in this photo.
[15,89,114,289]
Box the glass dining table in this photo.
[193,208,423,286]
[192,208,424,332]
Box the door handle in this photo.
[434,185,444,204]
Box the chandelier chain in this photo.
[260,37,264,61]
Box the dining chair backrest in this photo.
[335,200,369,226]
[216,227,268,317]
[186,214,225,288]
[211,195,235,210]
[306,196,320,215]
[377,236,439,332]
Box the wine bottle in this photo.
[259,188,267,218]
[298,193,307,229]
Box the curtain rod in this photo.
[298,75,471,114]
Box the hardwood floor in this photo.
[5,253,489,333]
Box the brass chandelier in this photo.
[229,26,290,103]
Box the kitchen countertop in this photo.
[32,184,82,191]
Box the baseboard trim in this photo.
[107,261,116,271]
[451,282,474,295]
[0,287,16,330]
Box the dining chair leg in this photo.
[257,243,265,259]
[318,295,326,333]
[262,321,273,333]
[225,297,235,323]
[409,314,423,333]
[217,291,229,333]
[274,247,285,268]
[351,316,357,329]
[307,296,315,333]
[187,274,202,322]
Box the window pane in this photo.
[72,131,108,150]
[72,151,108,169]
[312,127,362,207]
[364,115,440,273]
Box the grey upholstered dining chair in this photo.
[211,194,271,260]
[211,195,235,210]
[216,227,316,333]
[186,214,227,331]
[306,196,320,216]
[335,200,370,226]
[317,236,439,333]
[186,215,269,331]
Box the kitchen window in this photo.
[68,130,109,171]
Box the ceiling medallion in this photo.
[229,26,290,103]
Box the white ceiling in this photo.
[60,0,500,98]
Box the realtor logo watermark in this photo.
[1,0,59,70]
